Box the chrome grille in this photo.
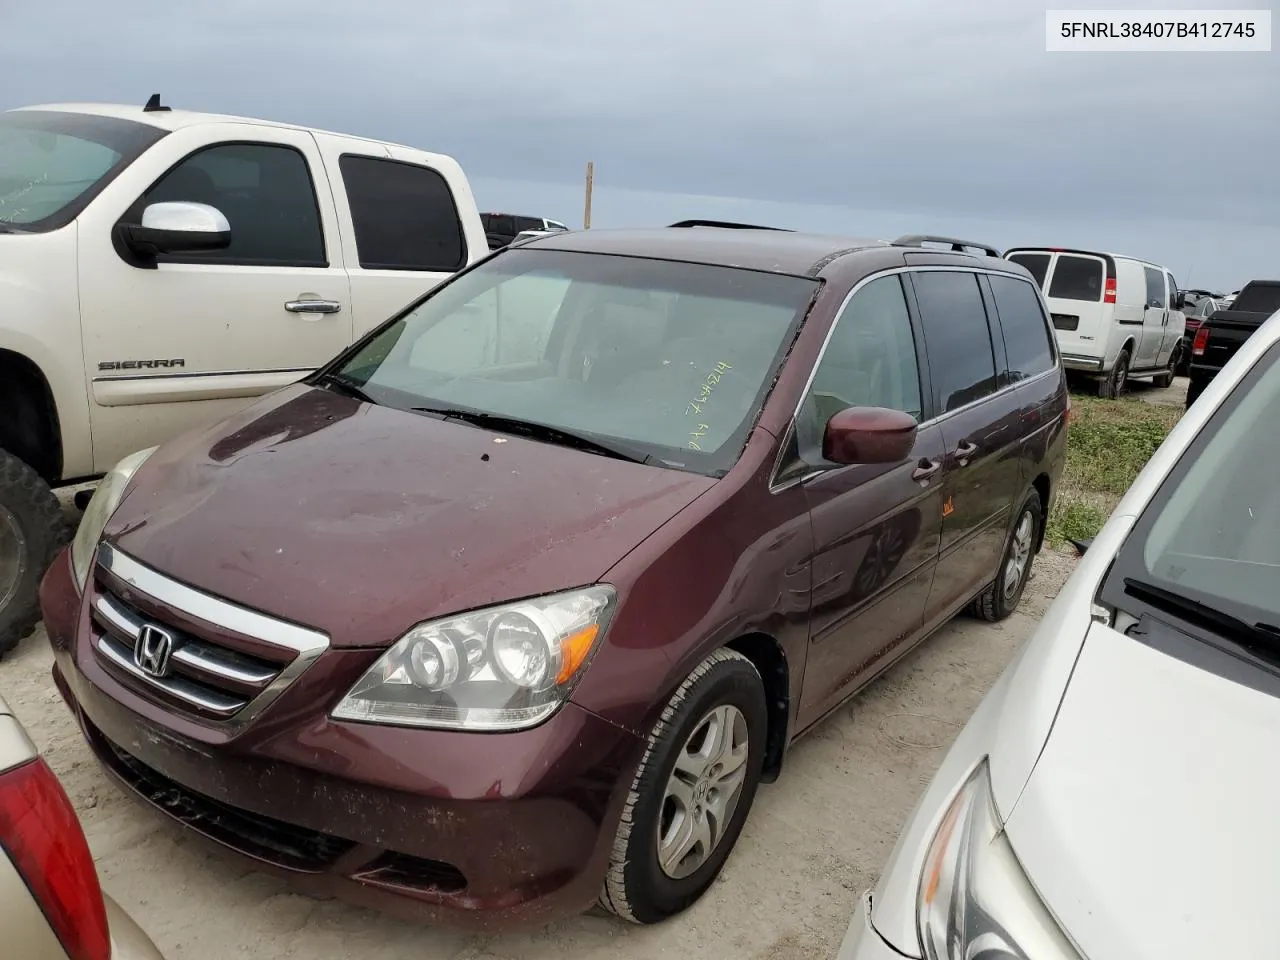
[89,544,330,732]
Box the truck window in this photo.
[1143,267,1165,308]
[515,216,544,232]
[1231,283,1280,314]
[1006,252,1050,288]
[1047,256,1103,302]
[339,155,466,272]
[141,143,326,267]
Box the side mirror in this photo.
[1175,293,1187,309]
[823,406,918,465]
[118,201,231,261]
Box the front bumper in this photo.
[836,892,916,960]
[40,549,644,931]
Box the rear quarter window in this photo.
[988,274,1056,380]
[1007,252,1050,288]
[1047,255,1104,302]
[339,155,466,272]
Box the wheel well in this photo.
[0,350,62,482]
[1119,337,1136,361]
[1031,473,1051,552]
[726,633,789,783]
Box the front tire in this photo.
[1153,345,1179,389]
[599,648,767,925]
[970,488,1041,622]
[1098,349,1130,398]
[0,450,67,658]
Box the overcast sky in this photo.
[4,0,1276,289]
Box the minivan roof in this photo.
[1006,246,1166,272]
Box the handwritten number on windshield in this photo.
[686,361,732,449]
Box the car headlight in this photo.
[70,447,157,591]
[917,760,1082,960]
[331,585,616,731]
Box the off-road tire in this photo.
[1098,349,1130,398]
[598,648,767,925]
[969,488,1042,623]
[0,451,67,658]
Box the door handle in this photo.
[285,299,342,315]
[912,458,942,483]
[952,440,978,465]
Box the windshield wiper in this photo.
[411,406,655,465]
[315,371,378,405]
[0,222,30,235]
[1123,577,1280,652]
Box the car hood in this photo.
[104,384,716,648]
[1004,621,1280,959]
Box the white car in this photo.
[838,307,1280,960]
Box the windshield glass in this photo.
[331,249,819,476]
[0,110,165,231]
[1104,336,1280,631]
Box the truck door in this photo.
[76,123,352,473]
[1138,266,1168,369]
[311,136,487,340]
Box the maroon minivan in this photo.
[41,224,1067,930]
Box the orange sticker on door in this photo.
[942,495,955,518]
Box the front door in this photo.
[77,124,353,472]
[1160,271,1186,365]
[794,273,945,729]
[906,269,1024,617]
[1138,266,1168,369]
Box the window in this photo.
[1007,252,1050,288]
[1143,267,1165,309]
[1167,273,1180,309]
[142,143,325,266]
[911,271,999,413]
[339,156,466,272]
[484,214,515,236]
[514,216,545,232]
[988,275,1055,381]
[1047,255,1104,302]
[797,275,921,459]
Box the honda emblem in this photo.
[134,624,174,678]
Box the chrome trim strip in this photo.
[95,636,246,715]
[96,544,331,734]
[91,366,314,384]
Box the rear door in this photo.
[1042,252,1109,357]
[1138,266,1168,368]
[906,269,1024,620]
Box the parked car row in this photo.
[1186,279,1280,407]
[480,211,570,250]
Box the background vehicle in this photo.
[480,212,570,250]
[45,226,1066,931]
[1,691,165,960]
[838,308,1280,960]
[1005,247,1186,396]
[1176,296,1223,375]
[1187,280,1280,407]
[0,96,488,656]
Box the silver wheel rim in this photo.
[657,703,749,880]
[0,506,27,612]
[1002,510,1034,600]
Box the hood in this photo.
[105,384,716,647]
[1004,622,1280,960]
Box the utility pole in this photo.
[583,161,594,229]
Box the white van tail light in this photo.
[1104,278,1117,304]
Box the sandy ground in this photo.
[2,542,1078,960]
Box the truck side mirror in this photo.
[115,201,231,267]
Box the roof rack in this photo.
[892,234,1000,258]
[668,219,793,232]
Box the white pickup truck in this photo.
[0,96,489,654]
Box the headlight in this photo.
[70,447,157,591]
[331,585,616,731]
[917,760,1081,960]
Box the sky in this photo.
[3,0,1276,290]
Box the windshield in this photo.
[1102,337,1280,645]
[330,248,819,476]
[0,110,165,231]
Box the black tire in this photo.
[0,450,68,659]
[599,648,767,924]
[1152,345,1179,389]
[1185,377,1204,410]
[969,488,1042,623]
[1098,349,1130,398]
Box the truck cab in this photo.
[1187,280,1280,408]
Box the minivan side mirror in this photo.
[117,201,231,261]
[823,406,918,465]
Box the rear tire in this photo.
[969,488,1041,623]
[599,648,767,925]
[0,450,68,659]
[1098,349,1130,398]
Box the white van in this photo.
[1004,247,1186,397]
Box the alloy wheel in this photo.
[1002,509,1034,600]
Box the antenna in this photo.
[143,93,171,113]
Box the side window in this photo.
[142,143,325,266]
[988,275,1056,381]
[797,275,921,460]
[488,214,515,236]
[1007,252,1050,288]
[407,274,571,373]
[339,155,466,272]
[1143,267,1165,308]
[911,271,999,413]
[1167,273,1179,309]
[515,216,544,232]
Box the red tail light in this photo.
[0,758,110,960]
[1192,325,1211,357]
[1103,278,1117,304]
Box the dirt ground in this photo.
[1,545,1078,960]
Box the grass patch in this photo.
[1044,394,1183,545]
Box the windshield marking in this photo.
[685,360,732,417]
